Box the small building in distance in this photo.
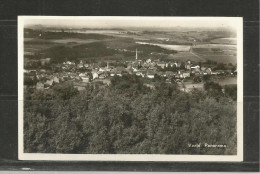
[147,71,155,79]
[92,69,99,79]
[45,79,54,86]
[182,72,191,78]
[81,76,90,83]
[157,62,166,69]
[165,71,175,78]
[40,58,51,66]
[53,76,60,83]
[36,82,44,90]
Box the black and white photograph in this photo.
[18,16,243,161]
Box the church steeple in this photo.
[136,48,138,60]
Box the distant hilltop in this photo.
[25,24,236,33]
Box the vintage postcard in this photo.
[18,16,243,161]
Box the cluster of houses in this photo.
[24,49,236,91]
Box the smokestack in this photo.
[136,48,138,60]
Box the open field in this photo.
[210,38,237,45]
[24,41,61,55]
[104,38,136,49]
[214,77,237,86]
[193,44,236,50]
[191,44,237,64]
[166,52,205,62]
[199,55,236,64]
[24,30,179,62]
[136,42,191,51]
[24,34,117,57]
[182,77,237,92]
[24,29,237,64]
[25,28,115,40]
[49,38,98,44]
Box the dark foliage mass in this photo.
[44,42,116,64]
[25,29,114,40]
[24,75,236,155]
[224,85,237,101]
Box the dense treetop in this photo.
[24,75,237,155]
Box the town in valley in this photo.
[24,27,237,94]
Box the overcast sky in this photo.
[23,17,241,30]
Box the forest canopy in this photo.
[24,75,237,155]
